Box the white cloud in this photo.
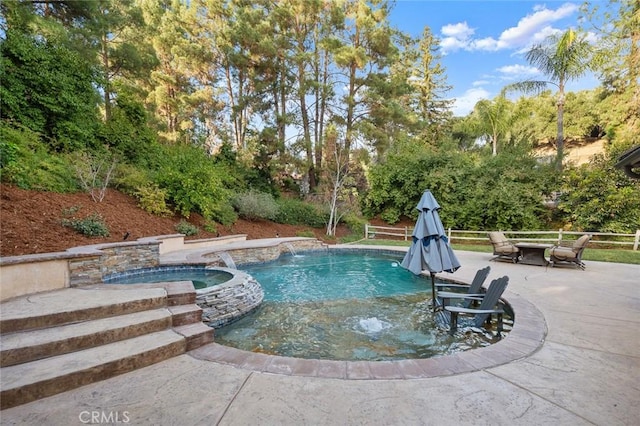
[442,21,475,39]
[497,3,577,49]
[473,80,490,87]
[451,87,491,117]
[440,22,475,54]
[439,3,579,53]
[496,64,539,80]
[529,25,562,45]
[473,37,498,51]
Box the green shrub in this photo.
[0,123,79,191]
[62,206,81,217]
[295,230,315,238]
[342,213,368,235]
[175,220,198,236]
[155,144,233,223]
[0,140,19,168]
[135,185,172,216]
[363,143,552,231]
[99,92,159,166]
[275,198,327,228]
[62,213,109,237]
[232,191,279,221]
[111,164,153,196]
[380,208,401,225]
[557,157,640,233]
[211,204,238,226]
[1,27,101,152]
[203,221,218,234]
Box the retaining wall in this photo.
[204,239,327,266]
[1,236,328,328]
[0,234,245,301]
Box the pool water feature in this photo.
[214,251,510,361]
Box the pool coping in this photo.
[163,243,547,379]
[188,285,547,380]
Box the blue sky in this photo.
[389,1,602,116]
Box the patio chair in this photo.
[488,231,520,263]
[549,234,591,270]
[444,276,509,334]
[436,266,491,310]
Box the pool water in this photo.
[242,251,428,302]
[214,251,508,361]
[106,268,232,290]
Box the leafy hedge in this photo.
[154,144,236,225]
[274,198,328,228]
[557,154,640,233]
[362,144,555,231]
[0,122,80,192]
[232,191,279,221]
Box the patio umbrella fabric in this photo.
[400,190,461,307]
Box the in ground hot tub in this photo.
[104,265,264,328]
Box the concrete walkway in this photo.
[2,247,639,425]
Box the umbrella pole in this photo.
[430,272,436,313]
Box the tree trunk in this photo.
[492,132,497,156]
[556,96,565,172]
[298,49,314,191]
[101,35,111,122]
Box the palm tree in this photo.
[505,29,592,171]
[471,95,513,156]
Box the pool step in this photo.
[169,304,204,326]
[85,281,196,306]
[174,322,216,351]
[0,330,186,409]
[0,287,168,334]
[0,283,213,409]
[0,308,173,367]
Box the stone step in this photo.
[0,309,173,367]
[0,288,167,334]
[163,281,197,306]
[0,329,186,410]
[168,304,203,326]
[96,281,196,306]
[173,322,214,351]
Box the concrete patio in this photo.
[1,246,639,425]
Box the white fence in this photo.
[364,224,640,251]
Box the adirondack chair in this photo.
[436,266,491,310]
[444,276,509,334]
[549,234,591,270]
[487,232,520,263]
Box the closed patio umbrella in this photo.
[400,190,461,310]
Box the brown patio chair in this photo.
[549,234,591,270]
[487,231,520,263]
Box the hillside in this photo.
[0,184,353,257]
[534,138,605,165]
[0,140,609,257]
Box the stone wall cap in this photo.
[65,239,158,254]
[138,234,183,243]
[185,235,248,244]
[0,250,99,266]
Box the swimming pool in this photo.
[214,250,509,361]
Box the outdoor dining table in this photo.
[515,242,553,266]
